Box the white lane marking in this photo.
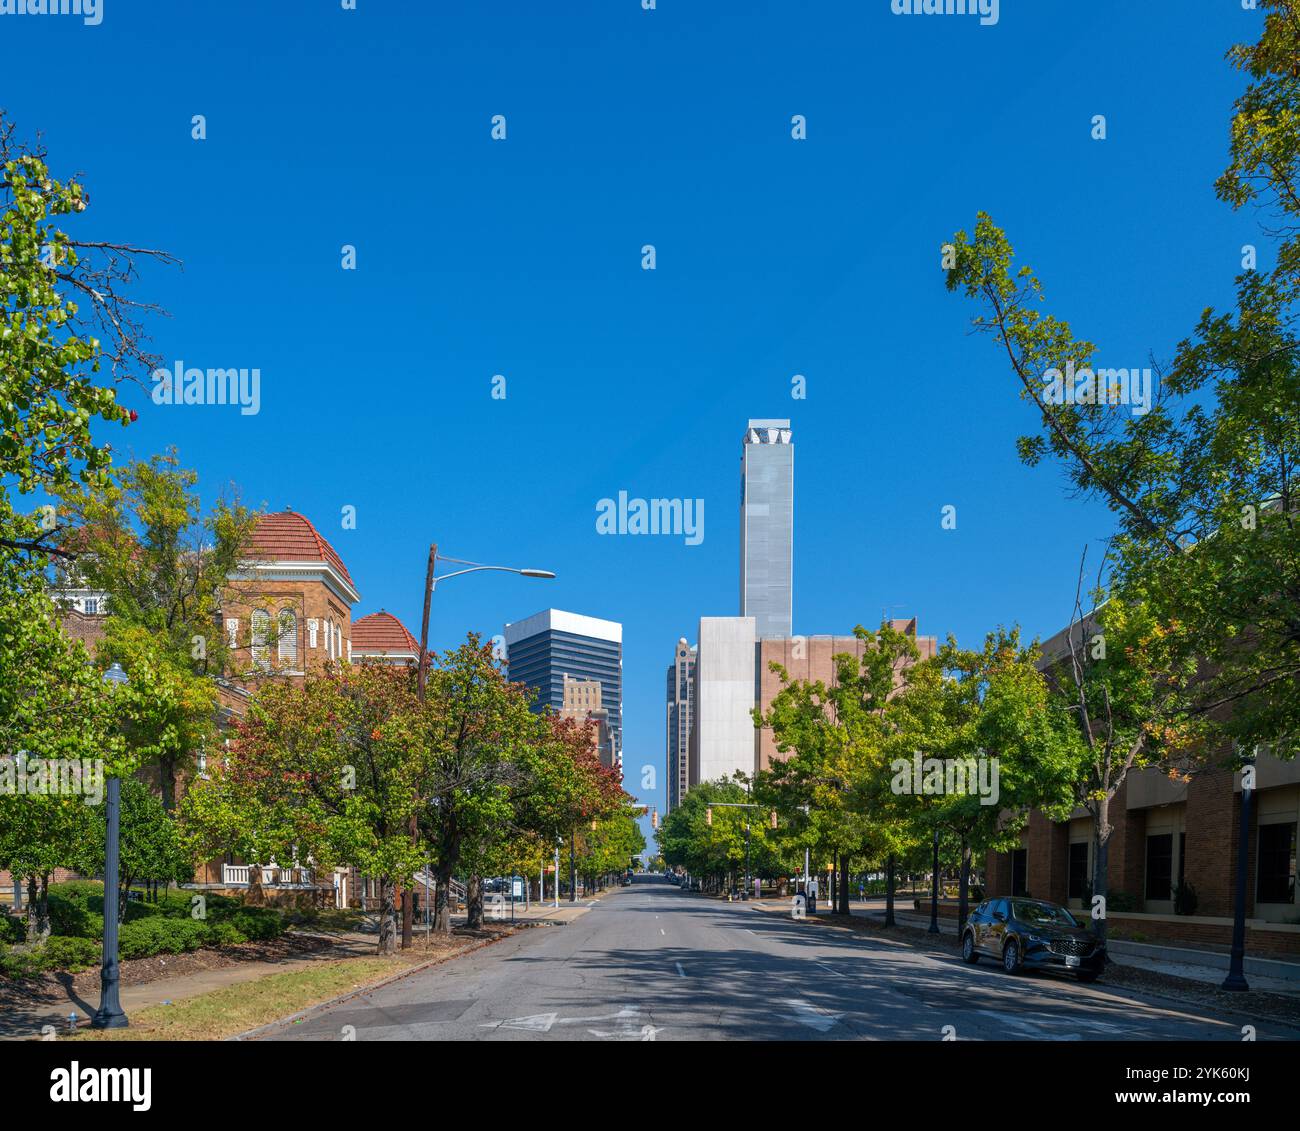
[557,1006,641,1025]
[675,962,687,977]
[660,928,665,935]
[781,999,843,1033]
[589,1024,662,1041]
[479,1012,557,1032]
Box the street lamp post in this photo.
[1222,748,1256,992]
[928,826,940,935]
[92,662,129,1030]
[409,545,555,945]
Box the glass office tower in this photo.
[504,608,623,760]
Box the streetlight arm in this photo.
[432,565,555,586]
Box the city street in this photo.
[259,877,1300,1042]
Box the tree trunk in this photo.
[884,854,896,927]
[433,863,454,934]
[160,758,177,813]
[1092,795,1112,941]
[25,873,51,943]
[118,873,134,926]
[466,875,483,929]
[958,836,971,937]
[377,876,398,954]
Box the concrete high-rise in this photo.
[664,638,696,814]
[740,419,793,638]
[504,609,623,761]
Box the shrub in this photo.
[205,921,247,947]
[0,913,23,945]
[40,936,101,972]
[118,917,210,960]
[225,908,284,942]
[1105,889,1140,913]
[47,882,106,939]
[0,936,101,978]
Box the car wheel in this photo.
[961,931,979,964]
[1002,938,1021,974]
[1075,968,1100,984]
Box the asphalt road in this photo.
[259,877,1300,1042]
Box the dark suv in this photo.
[962,897,1105,983]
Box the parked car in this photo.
[961,897,1105,983]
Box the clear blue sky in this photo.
[7,1,1262,840]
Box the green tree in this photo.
[0,569,123,940]
[55,451,258,808]
[943,5,1300,758]
[0,111,176,559]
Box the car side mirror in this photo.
[993,911,1006,921]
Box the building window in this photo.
[1068,842,1089,900]
[1145,833,1174,901]
[1011,849,1027,896]
[84,598,98,614]
[1257,822,1297,905]
[251,609,270,668]
[277,609,297,666]
[1177,831,1186,888]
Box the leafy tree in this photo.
[1036,590,1202,937]
[891,629,1076,933]
[181,662,428,954]
[420,637,544,934]
[0,570,123,940]
[0,110,176,560]
[54,452,257,808]
[943,6,1300,757]
[78,777,193,924]
[755,622,923,913]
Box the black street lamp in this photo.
[92,662,129,1030]
[928,827,940,934]
[1222,747,1256,992]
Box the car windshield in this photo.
[1012,901,1078,927]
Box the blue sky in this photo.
[6,1,1263,838]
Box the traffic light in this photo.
[706,807,713,827]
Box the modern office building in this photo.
[504,608,623,761]
[739,418,794,639]
[665,638,696,814]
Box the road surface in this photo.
[259,877,1300,1042]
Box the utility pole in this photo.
[404,543,437,949]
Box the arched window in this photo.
[278,609,298,666]
[251,609,270,668]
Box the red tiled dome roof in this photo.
[352,611,419,654]
[245,509,356,589]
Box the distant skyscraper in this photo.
[665,637,696,813]
[740,418,793,638]
[504,608,623,761]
